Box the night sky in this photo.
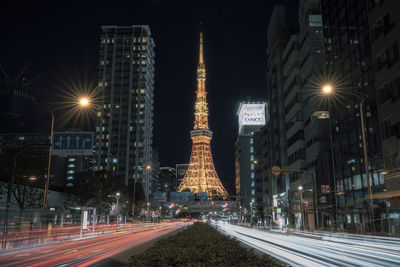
[1,0,298,194]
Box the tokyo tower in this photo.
[177,32,229,197]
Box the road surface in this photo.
[214,221,400,267]
[0,222,189,266]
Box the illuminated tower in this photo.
[177,32,228,197]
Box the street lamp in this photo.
[322,84,333,95]
[116,192,120,224]
[320,84,339,229]
[321,84,375,232]
[298,186,304,230]
[147,202,151,222]
[28,175,37,181]
[79,97,89,107]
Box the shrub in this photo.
[126,222,281,267]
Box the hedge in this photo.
[125,222,281,267]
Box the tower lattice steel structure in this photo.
[177,32,228,197]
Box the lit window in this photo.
[18,136,25,140]
[67,170,75,174]
[250,155,254,161]
[68,164,75,168]
[112,158,118,163]
[67,176,74,180]
[250,147,254,153]
[250,138,253,144]
[68,158,76,162]
[66,183,73,187]
[251,164,254,170]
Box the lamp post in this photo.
[298,185,304,230]
[320,85,339,228]
[116,192,120,224]
[321,84,375,232]
[147,202,150,222]
[43,111,54,222]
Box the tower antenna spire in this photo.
[199,32,204,65]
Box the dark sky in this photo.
[1,0,298,194]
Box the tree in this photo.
[66,170,116,218]
[0,148,47,225]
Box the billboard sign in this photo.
[238,103,266,134]
[153,192,168,202]
[52,132,93,156]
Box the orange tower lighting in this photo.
[177,32,228,197]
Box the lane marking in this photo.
[14,253,31,257]
[64,249,78,255]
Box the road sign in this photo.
[271,166,281,176]
[52,132,93,156]
[170,192,194,202]
[153,192,167,202]
[199,192,208,202]
[281,166,292,175]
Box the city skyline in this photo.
[0,0,298,193]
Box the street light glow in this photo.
[116,192,120,197]
[298,185,303,191]
[322,84,333,95]
[79,97,89,106]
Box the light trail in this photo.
[214,221,400,267]
[0,222,189,267]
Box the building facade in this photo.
[235,102,266,222]
[321,0,384,233]
[367,0,400,232]
[155,167,176,192]
[95,26,155,202]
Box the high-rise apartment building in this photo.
[95,26,155,201]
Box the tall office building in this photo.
[367,0,400,231]
[95,26,155,201]
[235,102,266,221]
[266,6,300,228]
[266,2,337,230]
[321,0,384,232]
[175,163,189,190]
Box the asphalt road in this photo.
[0,222,189,267]
[214,221,400,267]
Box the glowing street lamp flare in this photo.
[298,186,303,191]
[79,97,89,107]
[322,84,333,95]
